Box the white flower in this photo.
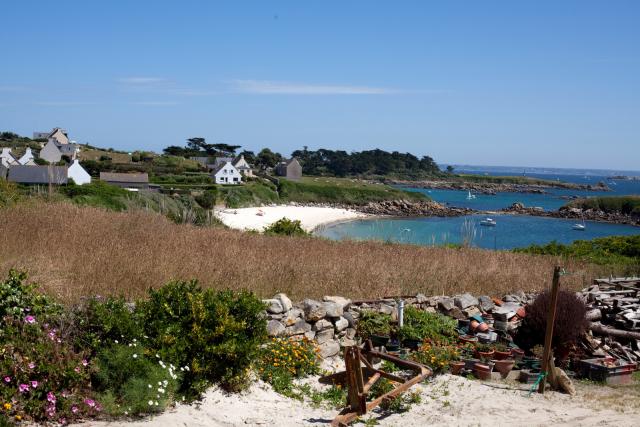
[154,401,159,406]
[184,366,190,371]
[158,388,165,394]
[155,354,160,359]
[148,400,153,406]
[162,380,168,386]
[128,343,132,347]
[132,354,138,359]
[114,340,119,344]
[148,384,152,389]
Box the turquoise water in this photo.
[317,215,640,250]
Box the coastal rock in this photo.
[303,299,326,321]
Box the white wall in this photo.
[67,160,91,185]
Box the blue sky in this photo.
[1,1,638,170]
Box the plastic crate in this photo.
[577,358,637,385]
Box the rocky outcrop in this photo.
[388,179,610,194]
[357,200,473,217]
[502,203,640,226]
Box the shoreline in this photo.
[390,179,611,194]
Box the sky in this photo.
[1,1,639,170]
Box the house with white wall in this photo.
[67,160,91,185]
[232,154,254,177]
[211,161,242,185]
[1,148,18,168]
[36,128,79,163]
[18,148,36,165]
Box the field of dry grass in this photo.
[0,202,609,304]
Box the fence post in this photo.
[538,266,562,394]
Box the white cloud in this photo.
[230,79,402,95]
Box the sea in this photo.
[317,166,640,250]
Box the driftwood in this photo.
[585,309,602,321]
[589,322,640,340]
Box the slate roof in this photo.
[99,172,149,183]
[7,165,68,184]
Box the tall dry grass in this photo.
[0,202,608,304]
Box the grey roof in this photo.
[210,161,231,175]
[8,165,68,184]
[100,172,149,183]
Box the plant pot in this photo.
[450,361,465,375]
[463,358,480,371]
[493,359,515,378]
[385,341,400,352]
[510,348,525,362]
[519,368,541,384]
[493,350,511,360]
[475,350,495,360]
[370,334,390,347]
[522,356,541,371]
[459,335,478,345]
[469,320,480,331]
[402,338,421,351]
[473,362,492,381]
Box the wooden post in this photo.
[538,266,561,394]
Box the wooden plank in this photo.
[539,266,561,394]
[362,372,381,394]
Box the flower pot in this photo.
[493,350,511,360]
[469,320,480,331]
[450,361,465,375]
[463,358,480,371]
[493,359,515,378]
[477,322,489,332]
[370,335,390,347]
[510,348,525,362]
[459,335,478,345]
[402,338,421,351]
[473,362,492,381]
[385,341,400,352]
[475,350,495,360]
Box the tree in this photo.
[212,143,241,156]
[238,150,256,164]
[255,148,282,169]
[446,165,455,174]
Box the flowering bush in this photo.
[92,343,179,416]
[0,316,96,424]
[257,337,320,399]
[0,270,61,320]
[138,280,267,397]
[410,340,461,374]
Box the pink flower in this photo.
[47,391,56,403]
[59,418,67,425]
[18,383,29,393]
[74,367,80,373]
[3,376,10,383]
[31,380,38,388]
[84,398,96,408]
[81,359,88,367]
[71,405,78,414]
[24,315,36,324]
[28,362,36,369]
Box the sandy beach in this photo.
[214,205,367,232]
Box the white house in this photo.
[232,154,254,177]
[1,148,18,168]
[211,161,242,185]
[67,159,91,185]
[18,148,36,165]
[37,128,79,163]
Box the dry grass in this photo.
[0,202,609,305]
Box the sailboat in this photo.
[480,217,497,226]
[572,215,586,231]
[466,190,476,200]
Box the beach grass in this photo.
[0,202,613,305]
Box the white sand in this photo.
[214,205,367,232]
[86,374,640,426]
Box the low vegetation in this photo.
[0,202,612,304]
[565,195,640,215]
[263,217,310,236]
[514,235,640,273]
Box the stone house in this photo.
[275,158,302,180]
[99,172,149,190]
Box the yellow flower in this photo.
[3,403,11,410]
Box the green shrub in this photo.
[72,296,143,354]
[399,306,457,343]
[92,343,179,416]
[410,340,460,373]
[195,188,218,209]
[356,311,393,339]
[0,270,61,321]
[566,195,640,215]
[0,179,20,208]
[138,280,267,397]
[263,218,309,236]
[58,181,130,211]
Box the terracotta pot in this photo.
[510,348,525,361]
[476,350,495,360]
[473,363,492,381]
[493,350,511,360]
[493,359,515,378]
[477,322,489,332]
[463,358,480,370]
[459,335,478,345]
[469,320,480,331]
[450,361,465,375]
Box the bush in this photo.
[410,340,460,374]
[72,296,143,354]
[263,218,309,236]
[138,280,267,397]
[92,343,179,416]
[0,270,61,323]
[194,189,218,210]
[356,311,393,339]
[517,289,589,352]
[399,306,458,344]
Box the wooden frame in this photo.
[319,340,432,426]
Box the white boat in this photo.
[480,217,496,226]
[466,191,476,200]
[572,215,586,231]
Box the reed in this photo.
[0,202,611,305]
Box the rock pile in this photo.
[357,200,473,217]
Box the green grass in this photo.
[565,196,640,215]
[448,174,578,187]
[514,235,640,273]
[279,178,428,205]
[219,181,280,208]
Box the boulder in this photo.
[282,308,303,326]
[303,299,326,321]
[447,307,466,320]
[313,319,333,332]
[342,312,356,328]
[379,304,394,315]
[274,293,293,312]
[478,296,495,312]
[304,330,316,341]
[345,328,357,339]
[315,328,335,345]
[323,296,351,310]
[438,297,455,312]
[319,340,340,358]
[266,320,285,337]
[339,338,357,347]
[463,306,481,318]
[455,293,479,309]
[285,319,312,336]
[264,299,284,314]
[334,317,349,332]
[324,302,343,318]
[415,293,428,304]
